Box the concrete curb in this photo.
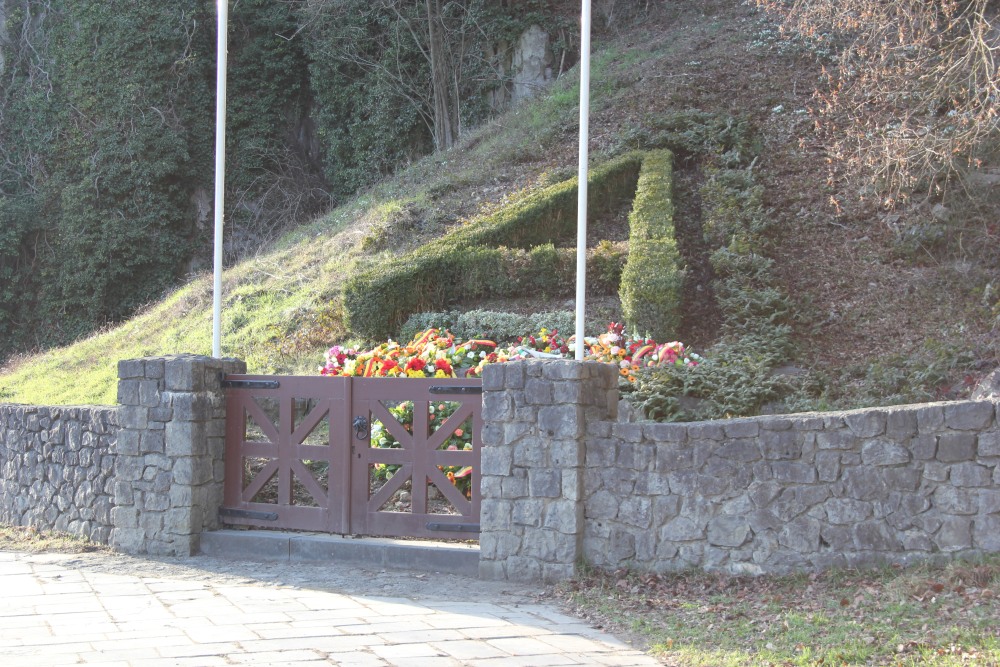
[199,529,480,577]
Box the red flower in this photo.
[434,358,454,375]
[404,358,427,372]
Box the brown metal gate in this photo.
[221,374,481,539]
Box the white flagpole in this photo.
[212,0,229,358]
[574,0,592,361]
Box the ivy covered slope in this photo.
[0,33,655,406]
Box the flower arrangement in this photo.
[321,322,701,383]
[582,322,701,382]
[323,322,701,504]
[319,328,498,378]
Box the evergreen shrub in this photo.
[619,149,684,340]
[344,153,642,340]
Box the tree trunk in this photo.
[426,0,458,151]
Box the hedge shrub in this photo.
[344,153,642,340]
[629,165,799,422]
[345,240,627,341]
[399,309,584,344]
[619,149,684,340]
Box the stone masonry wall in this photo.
[480,360,1000,581]
[113,355,245,556]
[585,400,1000,575]
[0,405,118,543]
[479,361,619,582]
[0,354,244,557]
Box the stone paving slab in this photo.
[0,551,660,666]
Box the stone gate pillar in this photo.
[479,360,618,582]
[112,354,245,556]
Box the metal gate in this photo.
[221,375,482,539]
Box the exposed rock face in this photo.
[972,368,1000,401]
[512,25,554,105]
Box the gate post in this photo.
[112,354,246,556]
[479,360,618,582]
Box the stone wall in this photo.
[479,361,619,582]
[112,355,245,556]
[480,360,1000,582]
[0,354,244,556]
[0,405,118,543]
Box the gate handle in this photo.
[352,415,370,440]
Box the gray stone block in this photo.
[165,356,207,392]
[778,516,820,552]
[528,469,561,498]
[916,404,945,433]
[481,364,504,391]
[483,393,514,422]
[950,462,992,487]
[845,410,886,438]
[538,405,582,439]
[816,429,857,450]
[707,516,751,547]
[943,402,995,431]
[938,432,977,462]
[541,361,589,380]
[933,485,979,515]
[643,422,687,442]
[480,447,512,477]
[618,496,652,529]
[503,362,527,388]
[505,556,542,582]
[602,529,636,564]
[723,420,760,439]
[935,516,973,551]
[974,515,1000,550]
[861,440,911,466]
[117,358,146,381]
[686,422,724,441]
[771,461,816,484]
[656,443,693,471]
[816,451,841,482]
[882,468,921,492]
[761,430,801,460]
[824,498,872,524]
[885,409,918,439]
[978,430,1000,457]
[661,516,704,541]
[852,520,898,551]
[524,379,553,405]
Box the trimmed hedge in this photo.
[344,152,642,340]
[400,309,587,344]
[344,241,627,341]
[619,149,683,340]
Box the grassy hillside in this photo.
[2,1,998,410]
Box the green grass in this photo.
[560,560,1000,666]
[0,39,657,407]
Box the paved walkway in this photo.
[0,550,660,666]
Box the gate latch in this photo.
[352,415,370,440]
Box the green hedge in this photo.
[619,149,683,340]
[344,153,642,340]
[344,240,627,341]
[400,309,583,344]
